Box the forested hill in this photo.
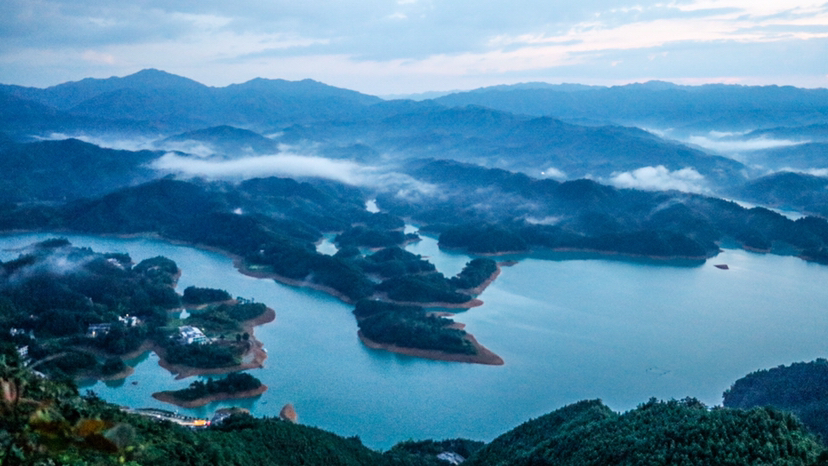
[0,68,382,133]
[2,358,825,466]
[724,359,828,444]
[465,398,825,466]
[5,160,828,265]
[0,138,160,203]
[382,159,828,261]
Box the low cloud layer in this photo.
[608,166,707,193]
[150,152,437,195]
[42,133,158,152]
[778,167,828,177]
[685,133,806,155]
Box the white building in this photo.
[177,326,208,345]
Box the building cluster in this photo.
[86,315,142,337]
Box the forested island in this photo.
[153,372,266,408]
[0,239,273,382]
[353,300,503,365]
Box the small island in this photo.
[353,300,503,365]
[152,372,267,408]
[156,295,275,379]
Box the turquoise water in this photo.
[3,232,828,450]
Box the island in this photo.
[152,372,266,408]
[352,300,503,365]
[0,239,274,381]
[156,295,275,379]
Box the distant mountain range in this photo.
[2,69,827,194]
[0,69,382,133]
[433,81,828,132]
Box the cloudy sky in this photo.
[1,0,827,94]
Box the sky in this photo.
[1,0,827,95]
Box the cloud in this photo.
[150,152,438,194]
[778,167,828,177]
[524,216,562,225]
[1,244,97,286]
[151,152,364,183]
[40,133,158,152]
[608,165,708,193]
[685,133,807,154]
[541,167,567,179]
[1,0,827,92]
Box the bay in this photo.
[2,232,827,450]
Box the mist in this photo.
[150,152,437,195]
[608,166,707,193]
[41,133,160,152]
[684,133,805,155]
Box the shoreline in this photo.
[154,307,275,380]
[358,331,504,366]
[458,265,501,295]
[438,243,714,262]
[152,385,268,408]
[234,259,357,304]
[383,297,484,309]
[71,340,155,382]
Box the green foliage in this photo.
[134,256,180,285]
[183,301,266,335]
[336,226,407,249]
[100,358,126,377]
[356,247,435,278]
[376,273,470,304]
[724,359,828,442]
[246,241,375,301]
[439,224,528,254]
[38,351,99,378]
[163,343,238,369]
[4,357,828,466]
[101,325,147,355]
[167,372,262,402]
[0,355,134,465]
[0,240,183,377]
[385,438,484,465]
[0,138,159,204]
[449,258,497,290]
[466,398,826,466]
[357,307,476,355]
[182,286,232,305]
[352,300,421,319]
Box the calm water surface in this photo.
[2,232,827,450]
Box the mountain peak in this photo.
[120,69,207,89]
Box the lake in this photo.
[2,232,827,450]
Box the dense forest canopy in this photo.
[3,356,826,466]
[724,359,828,444]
